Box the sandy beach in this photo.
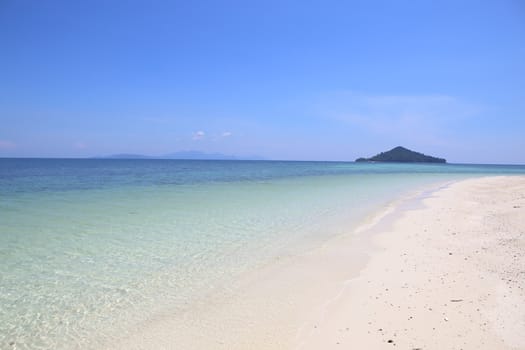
[298,176,525,350]
[5,1,525,348]
[113,176,525,350]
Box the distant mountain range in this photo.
[355,146,446,163]
[94,151,265,161]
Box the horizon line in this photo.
[0,156,524,166]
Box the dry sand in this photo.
[299,176,525,350]
[112,176,525,350]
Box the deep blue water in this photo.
[2,158,524,195]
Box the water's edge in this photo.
[2,159,525,349]
[108,178,467,349]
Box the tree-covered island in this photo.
[355,146,446,163]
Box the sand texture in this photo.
[299,176,525,350]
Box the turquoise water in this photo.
[1,159,524,349]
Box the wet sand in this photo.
[112,176,525,350]
[299,176,525,349]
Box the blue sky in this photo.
[1,0,524,163]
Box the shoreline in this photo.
[299,175,525,350]
[112,176,525,349]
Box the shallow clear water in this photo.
[1,159,524,349]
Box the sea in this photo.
[1,159,525,349]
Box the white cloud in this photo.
[192,131,205,140]
[221,131,232,137]
[317,91,481,145]
[0,140,16,150]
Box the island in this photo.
[355,146,446,163]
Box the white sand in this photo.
[299,176,525,350]
[112,176,525,350]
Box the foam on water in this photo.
[1,159,524,349]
